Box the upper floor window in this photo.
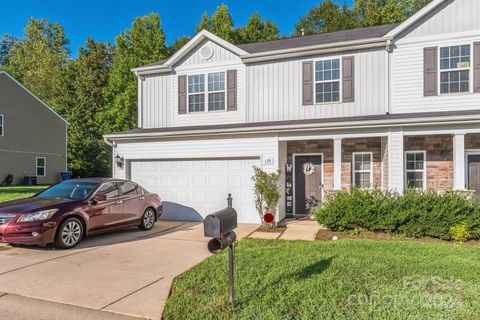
[315,58,340,103]
[187,72,226,112]
[0,115,3,136]
[440,45,470,94]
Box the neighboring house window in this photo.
[315,58,340,103]
[352,152,373,188]
[405,151,426,189]
[440,45,470,94]
[0,115,3,136]
[36,157,46,177]
[187,72,226,112]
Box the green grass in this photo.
[0,186,48,202]
[164,238,480,320]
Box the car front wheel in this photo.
[139,208,156,231]
[55,217,84,249]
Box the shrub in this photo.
[449,221,472,242]
[252,166,281,224]
[314,188,480,241]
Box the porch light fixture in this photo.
[115,154,124,169]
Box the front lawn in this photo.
[0,186,47,202]
[164,239,480,320]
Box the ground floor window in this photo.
[352,152,372,188]
[405,151,425,189]
[36,157,46,177]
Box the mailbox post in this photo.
[204,194,237,304]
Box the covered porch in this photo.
[277,126,480,219]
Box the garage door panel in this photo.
[130,158,259,223]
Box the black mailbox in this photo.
[204,207,237,239]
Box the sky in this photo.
[0,0,352,57]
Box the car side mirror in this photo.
[91,194,107,204]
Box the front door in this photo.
[294,155,322,216]
[467,154,480,196]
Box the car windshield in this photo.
[35,182,99,200]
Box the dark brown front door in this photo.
[294,155,322,215]
[468,154,480,196]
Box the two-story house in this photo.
[105,0,480,223]
[0,71,68,185]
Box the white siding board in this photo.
[141,74,172,128]
[176,40,241,68]
[245,49,387,123]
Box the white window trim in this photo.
[352,152,373,188]
[404,151,427,190]
[36,157,46,177]
[313,56,342,105]
[437,43,473,95]
[0,114,3,137]
[187,71,227,114]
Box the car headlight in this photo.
[17,209,59,223]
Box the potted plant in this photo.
[252,166,281,227]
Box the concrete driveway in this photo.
[0,220,258,320]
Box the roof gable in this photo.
[0,71,68,125]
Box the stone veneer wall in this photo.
[404,135,453,191]
[286,138,383,191]
[466,133,480,149]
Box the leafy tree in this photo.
[294,1,359,36]
[210,4,235,43]
[195,12,211,33]
[0,34,16,68]
[60,39,112,177]
[169,36,191,54]
[295,0,431,35]
[7,18,69,111]
[99,13,168,133]
[237,12,279,43]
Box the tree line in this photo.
[0,1,429,178]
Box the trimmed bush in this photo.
[314,188,480,241]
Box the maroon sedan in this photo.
[0,178,162,249]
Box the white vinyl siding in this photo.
[246,49,386,122]
[36,157,46,177]
[352,152,373,188]
[404,151,426,190]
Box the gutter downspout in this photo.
[103,137,116,178]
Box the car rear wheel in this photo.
[55,217,84,249]
[139,208,156,231]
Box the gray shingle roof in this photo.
[237,24,399,54]
[136,24,399,69]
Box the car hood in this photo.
[0,197,77,214]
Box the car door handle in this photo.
[116,200,123,204]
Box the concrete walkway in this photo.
[249,219,321,241]
[0,220,258,320]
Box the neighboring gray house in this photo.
[0,71,68,185]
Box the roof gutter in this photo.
[104,114,480,141]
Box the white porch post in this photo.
[333,138,342,190]
[453,133,466,190]
[388,128,404,193]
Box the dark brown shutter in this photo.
[227,69,237,111]
[424,47,438,96]
[474,42,480,93]
[342,56,355,102]
[178,75,187,114]
[302,61,313,105]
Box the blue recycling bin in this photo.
[60,171,73,181]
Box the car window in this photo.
[119,182,141,196]
[96,183,120,200]
[36,182,98,200]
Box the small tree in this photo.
[252,166,281,225]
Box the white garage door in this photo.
[130,158,260,223]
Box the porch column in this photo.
[453,133,466,190]
[388,128,404,193]
[333,138,342,190]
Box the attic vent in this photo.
[200,45,214,60]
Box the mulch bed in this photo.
[255,224,287,233]
[316,228,480,246]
